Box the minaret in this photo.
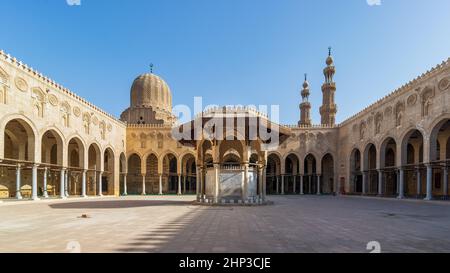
[299,74,312,127]
[320,47,337,126]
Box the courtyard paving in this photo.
[0,195,449,253]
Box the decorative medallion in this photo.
[73,106,81,117]
[107,123,112,132]
[384,106,393,117]
[92,116,99,126]
[48,94,59,106]
[407,94,417,106]
[14,77,28,92]
[438,77,450,91]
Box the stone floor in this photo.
[0,195,450,253]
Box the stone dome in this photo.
[130,73,172,112]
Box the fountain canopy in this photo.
[175,107,291,204]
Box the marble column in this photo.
[64,171,69,197]
[377,170,383,196]
[123,174,128,196]
[425,164,433,201]
[316,174,321,195]
[159,174,163,195]
[262,167,267,201]
[15,164,22,200]
[31,164,39,200]
[416,168,422,197]
[275,176,279,194]
[81,170,87,197]
[443,166,448,197]
[242,163,248,201]
[281,175,285,195]
[183,175,187,194]
[258,166,264,201]
[60,169,66,199]
[178,174,182,195]
[308,175,312,194]
[362,171,367,195]
[214,164,220,203]
[141,174,146,195]
[293,175,297,194]
[300,175,304,195]
[398,168,405,199]
[43,167,49,198]
[196,167,201,201]
[98,171,103,196]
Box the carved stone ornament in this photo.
[48,94,59,106]
[92,116,99,126]
[14,77,28,92]
[73,106,81,117]
[407,94,417,106]
[438,77,450,91]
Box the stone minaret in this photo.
[320,47,337,126]
[299,74,312,127]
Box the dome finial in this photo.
[304,73,307,82]
[150,63,154,74]
[328,46,332,57]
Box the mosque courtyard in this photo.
[0,196,449,253]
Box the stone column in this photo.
[196,167,201,201]
[82,170,87,197]
[377,170,383,196]
[262,167,267,201]
[98,171,103,196]
[214,164,220,203]
[416,168,422,197]
[183,175,187,194]
[93,170,97,196]
[60,169,66,199]
[362,171,367,195]
[293,175,297,194]
[178,174,182,195]
[300,175,304,195]
[316,174,321,195]
[258,166,264,201]
[123,174,128,196]
[242,163,248,201]
[65,171,69,197]
[398,168,405,199]
[443,166,448,197]
[281,175,285,195]
[276,176,279,194]
[31,164,39,201]
[159,174,163,195]
[425,164,433,201]
[43,167,49,198]
[141,174,146,195]
[308,175,312,194]
[15,164,22,200]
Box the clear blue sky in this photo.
[1,0,449,124]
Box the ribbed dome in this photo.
[130,73,172,112]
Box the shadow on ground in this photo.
[49,200,194,209]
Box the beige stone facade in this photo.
[1,48,450,201]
